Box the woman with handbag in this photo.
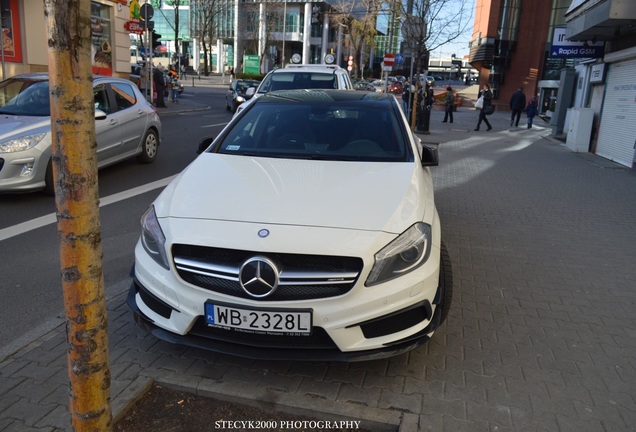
[474,83,493,131]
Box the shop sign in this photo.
[551,27,604,58]
[125,19,145,35]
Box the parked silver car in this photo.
[0,73,161,194]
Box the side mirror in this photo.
[94,109,107,120]
[245,87,256,98]
[197,136,215,154]
[421,144,439,166]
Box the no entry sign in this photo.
[383,53,395,67]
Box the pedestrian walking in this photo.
[138,61,150,99]
[401,80,411,114]
[442,86,455,123]
[474,83,493,131]
[229,67,235,82]
[509,87,526,127]
[524,96,539,128]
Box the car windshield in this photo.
[215,97,413,163]
[257,72,337,94]
[0,79,51,116]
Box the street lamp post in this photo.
[282,0,286,66]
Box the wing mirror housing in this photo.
[245,87,256,99]
[421,144,439,166]
[197,136,215,154]
[95,109,107,120]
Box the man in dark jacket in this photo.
[153,65,167,108]
[509,87,526,127]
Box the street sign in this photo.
[140,3,154,21]
[395,53,404,65]
[383,53,395,67]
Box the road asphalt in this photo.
[2,74,635,431]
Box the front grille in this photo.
[189,317,338,350]
[172,244,363,301]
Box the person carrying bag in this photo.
[474,83,494,131]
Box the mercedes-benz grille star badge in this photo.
[239,256,279,298]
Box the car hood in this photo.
[0,115,50,141]
[154,154,431,234]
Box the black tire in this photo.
[43,159,55,196]
[436,241,453,326]
[137,129,159,164]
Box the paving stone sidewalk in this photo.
[2,81,636,431]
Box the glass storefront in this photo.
[91,2,113,75]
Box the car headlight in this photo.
[140,205,170,270]
[366,223,432,286]
[0,133,47,153]
[236,96,245,103]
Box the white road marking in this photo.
[201,122,230,128]
[0,175,177,242]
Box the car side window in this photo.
[111,82,137,111]
[93,84,112,114]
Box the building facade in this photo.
[1,0,133,81]
[564,0,636,168]
[468,0,636,169]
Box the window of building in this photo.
[91,2,113,75]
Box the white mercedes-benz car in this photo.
[129,89,452,361]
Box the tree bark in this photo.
[43,1,112,430]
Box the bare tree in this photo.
[401,0,472,127]
[330,0,380,79]
[401,0,472,77]
[192,0,223,75]
[167,0,184,57]
[43,0,112,430]
[243,3,283,72]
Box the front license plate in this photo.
[205,303,312,336]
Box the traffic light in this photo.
[311,5,320,24]
[151,31,162,50]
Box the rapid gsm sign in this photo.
[551,27,604,58]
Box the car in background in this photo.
[0,73,161,194]
[225,79,260,112]
[370,79,385,92]
[128,89,452,361]
[353,80,376,92]
[387,80,404,94]
[234,64,353,116]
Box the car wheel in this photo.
[137,129,159,164]
[436,241,453,326]
[43,159,55,196]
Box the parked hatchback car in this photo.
[225,79,260,112]
[129,89,452,362]
[0,73,161,194]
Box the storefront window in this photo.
[1,0,22,63]
[91,2,113,75]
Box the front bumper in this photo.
[127,278,440,362]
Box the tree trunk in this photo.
[43,1,112,430]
